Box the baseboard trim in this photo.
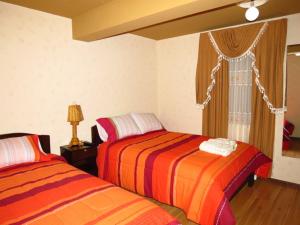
[269,178,300,188]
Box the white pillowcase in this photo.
[130,113,163,134]
[96,123,108,142]
[110,114,141,140]
[0,135,44,168]
[96,114,141,142]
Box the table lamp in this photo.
[67,104,84,146]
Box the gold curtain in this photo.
[212,23,262,57]
[196,19,287,158]
[196,34,229,138]
[249,19,287,159]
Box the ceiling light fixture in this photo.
[245,5,259,21]
[238,0,268,22]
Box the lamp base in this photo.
[69,137,82,147]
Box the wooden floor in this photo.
[282,137,300,158]
[150,179,300,225]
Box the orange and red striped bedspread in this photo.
[0,158,178,225]
[97,131,271,225]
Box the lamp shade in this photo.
[67,104,84,122]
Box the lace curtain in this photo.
[228,56,252,142]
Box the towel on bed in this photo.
[199,138,237,157]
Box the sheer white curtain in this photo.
[228,55,252,142]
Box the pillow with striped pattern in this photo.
[0,135,46,168]
[96,123,108,142]
[130,112,163,134]
[96,114,141,143]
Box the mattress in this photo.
[0,157,178,225]
[97,130,271,225]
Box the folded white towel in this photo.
[207,138,237,149]
[199,138,237,157]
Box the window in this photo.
[228,55,252,142]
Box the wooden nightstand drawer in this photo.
[60,142,98,176]
[71,147,97,162]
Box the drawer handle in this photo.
[84,149,87,152]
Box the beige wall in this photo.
[157,13,300,184]
[0,2,157,155]
[285,55,300,137]
[157,33,202,135]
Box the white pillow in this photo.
[130,113,163,134]
[0,135,45,168]
[96,114,141,142]
[96,123,108,142]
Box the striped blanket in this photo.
[97,131,271,225]
[0,158,178,225]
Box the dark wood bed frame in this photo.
[91,125,254,194]
[91,125,103,147]
[0,133,51,153]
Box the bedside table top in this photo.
[60,142,97,151]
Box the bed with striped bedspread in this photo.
[97,130,271,225]
[0,157,178,225]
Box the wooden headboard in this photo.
[91,125,103,146]
[0,133,51,153]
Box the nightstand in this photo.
[60,142,98,176]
